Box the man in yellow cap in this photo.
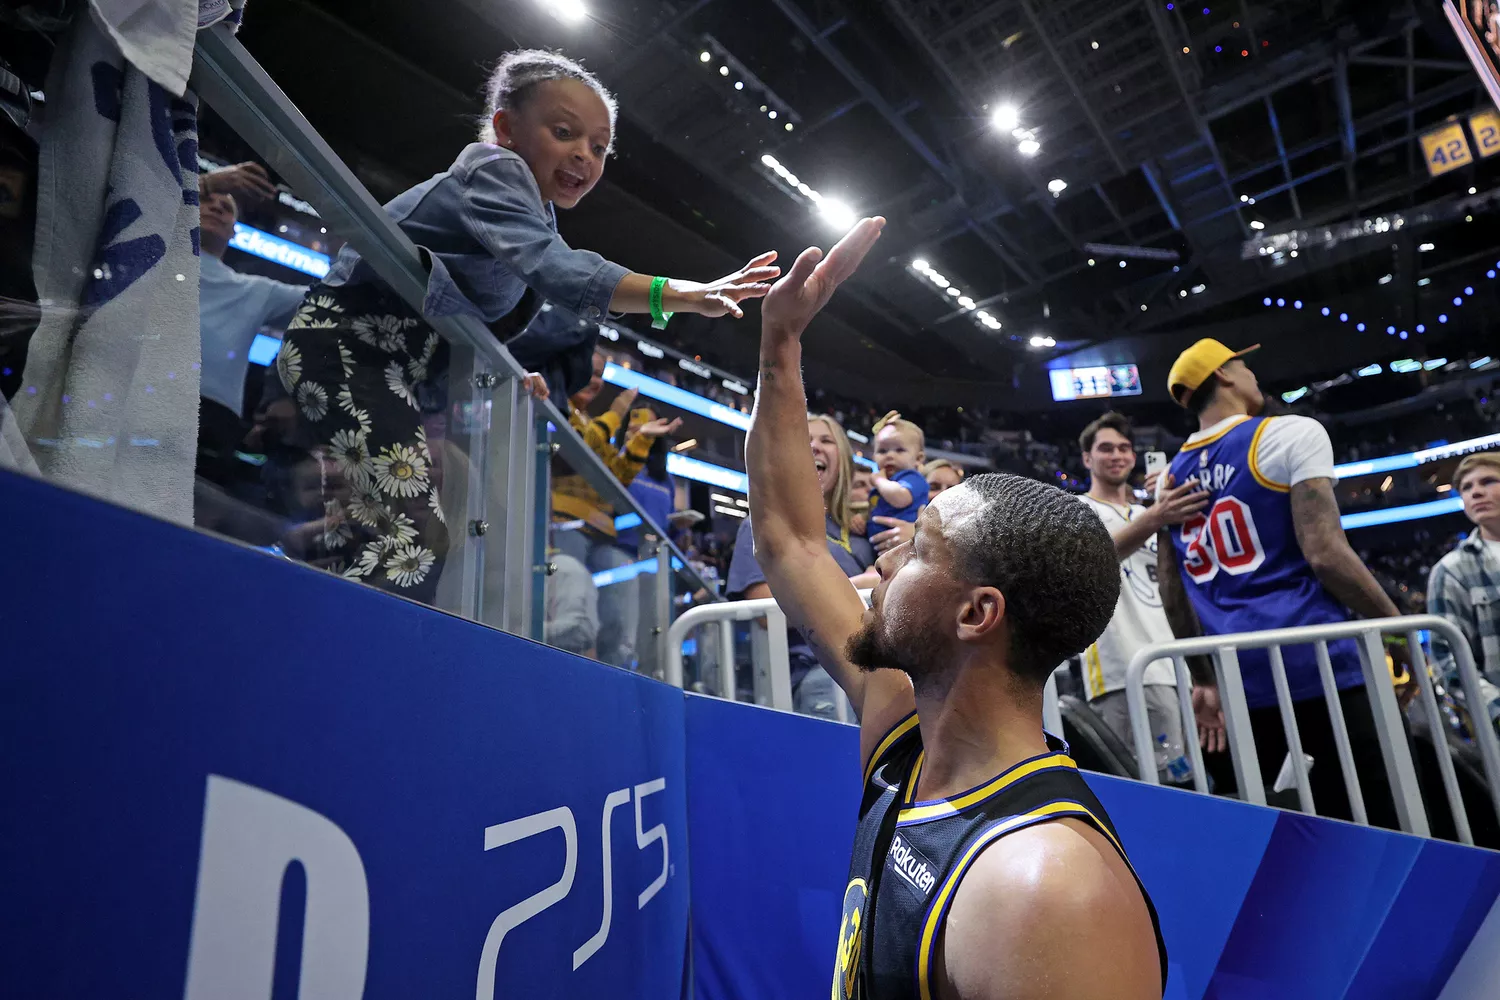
[1155,339,1402,827]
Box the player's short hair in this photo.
[1079,411,1134,453]
[1454,452,1500,491]
[947,474,1119,684]
[1185,374,1220,416]
[479,49,617,144]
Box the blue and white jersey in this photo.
[1167,414,1364,707]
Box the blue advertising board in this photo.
[0,472,689,998]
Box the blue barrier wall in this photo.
[4,470,1500,999]
[0,473,690,998]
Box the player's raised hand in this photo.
[762,217,885,339]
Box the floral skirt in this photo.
[276,281,451,603]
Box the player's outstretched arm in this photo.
[935,821,1162,999]
[747,218,913,751]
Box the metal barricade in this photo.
[1122,615,1500,845]
[664,593,865,723]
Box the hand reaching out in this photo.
[674,251,782,319]
[870,514,917,553]
[1148,474,1211,528]
[635,415,683,439]
[521,372,549,401]
[1192,685,1227,753]
[202,161,278,205]
[609,386,639,417]
[761,218,886,338]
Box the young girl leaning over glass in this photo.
[275,49,777,603]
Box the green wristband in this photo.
[649,276,674,330]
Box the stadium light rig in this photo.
[760,154,856,231]
[910,258,1001,333]
[542,0,588,22]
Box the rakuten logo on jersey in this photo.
[888,834,937,896]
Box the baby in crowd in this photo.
[866,410,929,539]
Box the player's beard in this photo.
[845,602,952,696]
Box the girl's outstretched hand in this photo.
[673,251,781,318]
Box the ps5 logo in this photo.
[181,774,671,1000]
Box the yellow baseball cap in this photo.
[1168,338,1260,406]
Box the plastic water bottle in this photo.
[1155,733,1192,784]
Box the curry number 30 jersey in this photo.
[833,714,1167,1000]
[1165,414,1363,707]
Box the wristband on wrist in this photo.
[649,276,674,330]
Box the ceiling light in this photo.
[1047,178,1067,194]
[1249,220,1265,230]
[700,51,711,63]
[929,273,950,288]
[1419,242,1435,252]
[1119,261,1127,268]
[1357,364,1382,377]
[1179,289,1187,298]
[911,258,930,272]
[545,0,588,23]
[1417,278,1431,286]
[734,81,744,90]
[1289,250,1297,257]
[719,65,729,76]
[1087,258,1095,266]
[1470,187,1478,195]
[1378,273,1392,284]
[1141,304,1148,311]
[785,122,794,131]
[817,198,856,230]
[992,104,1020,131]
[761,154,779,168]
[1029,335,1055,347]
[1192,284,1207,294]
[945,286,961,296]
[958,296,976,309]
[1240,194,1250,202]
[1017,139,1041,156]
[768,110,778,119]
[1091,40,1099,49]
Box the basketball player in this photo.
[1077,412,1213,765]
[1158,339,1400,826]
[748,217,1166,999]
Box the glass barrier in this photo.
[0,21,717,665]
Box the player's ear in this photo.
[956,586,1005,644]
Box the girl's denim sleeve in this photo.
[457,150,628,321]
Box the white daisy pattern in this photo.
[370,443,428,498]
[347,484,386,527]
[428,487,446,525]
[415,425,432,462]
[385,543,436,589]
[344,542,384,579]
[296,380,329,422]
[380,511,419,547]
[385,361,419,409]
[330,429,373,485]
[276,340,302,390]
[408,331,440,382]
[338,342,355,379]
[321,499,353,550]
[337,384,374,435]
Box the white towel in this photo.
[7,12,204,524]
[88,0,245,97]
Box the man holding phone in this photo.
[1077,413,1214,771]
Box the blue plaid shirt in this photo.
[1427,529,1500,721]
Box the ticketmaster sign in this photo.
[229,222,331,279]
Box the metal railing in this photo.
[187,26,718,645]
[664,593,864,723]
[1123,616,1500,845]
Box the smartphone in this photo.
[1145,451,1168,502]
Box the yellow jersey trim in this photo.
[1085,643,1104,700]
[863,711,920,786]
[915,802,1125,1000]
[1247,417,1291,493]
[896,753,1078,824]
[1178,413,1252,452]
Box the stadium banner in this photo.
[0,472,690,999]
[686,692,1500,1000]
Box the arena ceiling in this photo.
[233,0,1500,405]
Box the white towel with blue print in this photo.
[6,10,206,524]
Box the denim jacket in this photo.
[325,143,626,393]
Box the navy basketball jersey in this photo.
[833,714,1167,1000]
[1166,415,1363,707]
